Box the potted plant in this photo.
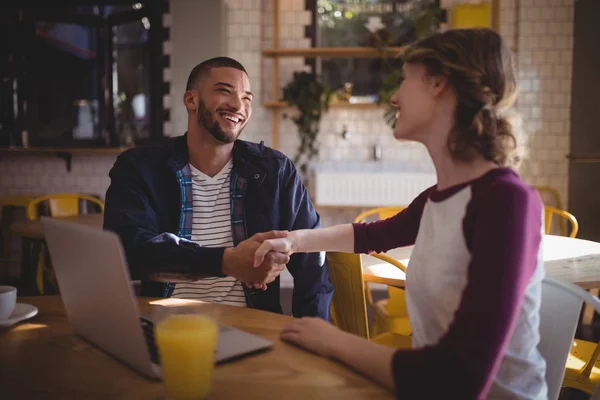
[281,71,332,176]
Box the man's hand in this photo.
[223,231,290,288]
[254,234,296,267]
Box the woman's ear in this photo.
[430,75,448,98]
[183,90,197,112]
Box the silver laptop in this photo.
[42,217,273,380]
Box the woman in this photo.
[254,29,547,399]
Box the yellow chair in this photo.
[26,193,104,221]
[0,195,41,212]
[546,206,600,394]
[536,186,564,210]
[563,339,600,395]
[354,206,406,223]
[354,207,411,337]
[327,251,412,349]
[536,187,566,235]
[365,253,412,337]
[544,206,578,238]
[26,193,105,294]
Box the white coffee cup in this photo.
[0,286,17,321]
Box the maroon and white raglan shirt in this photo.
[353,168,548,400]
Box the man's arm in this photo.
[281,161,334,320]
[104,152,287,284]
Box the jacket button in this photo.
[254,174,260,179]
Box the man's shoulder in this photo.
[118,136,180,165]
[235,139,289,162]
[234,140,295,174]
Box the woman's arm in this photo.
[254,224,354,267]
[254,187,434,267]
[292,224,355,253]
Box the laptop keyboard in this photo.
[140,317,160,365]
[140,316,234,365]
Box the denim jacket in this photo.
[103,134,333,319]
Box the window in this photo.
[113,19,152,141]
[313,0,441,100]
[32,22,102,143]
[0,2,167,148]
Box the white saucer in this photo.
[0,303,39,329]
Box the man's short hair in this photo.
[185,57,247,91]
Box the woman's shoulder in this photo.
[471,167,541,211]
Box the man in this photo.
[103,57,333,319]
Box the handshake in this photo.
[222,230,296,290]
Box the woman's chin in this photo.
[393,124,419,142]
[393,129,409,141]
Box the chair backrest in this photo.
[354,206,406,223]
[326,252,370,339]
[536,186,563,210]
[539,277,600,400]
[27,193,104,221]
[544,206,578,238]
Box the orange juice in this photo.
[155,314,218,400]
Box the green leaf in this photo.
[281,72,331,177]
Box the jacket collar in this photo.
[167,133,266,187]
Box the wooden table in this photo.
[0,296,393,400]
[362,235,600,290]
[361,247,411,288]
[8,214,104,295]
[9,213,104,239]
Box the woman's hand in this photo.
[280,317,346,358]
[253,234,296,268]
[281,317,397,392]
[254,225,355,268]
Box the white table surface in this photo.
[360,235,600,289]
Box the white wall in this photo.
[168,0,226,137]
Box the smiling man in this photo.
[103,57,333,319]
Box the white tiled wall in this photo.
[0,155,112,199]
[0,0,575,228]
[513,0,574,210]
[224,0,270,147]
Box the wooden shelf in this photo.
[263,0,408,149]
[262,101,384,109]
[0,147,131,171]
[262,46,406,58]
[567,154,600,164]
[0,147,130,156]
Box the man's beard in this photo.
[196,100,242,144]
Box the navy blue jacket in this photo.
[103,134,333,319]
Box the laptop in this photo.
[42,217,273,380]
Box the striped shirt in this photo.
[171,159,247,307]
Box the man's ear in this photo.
[183,90,197,112]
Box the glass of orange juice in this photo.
[155,309,219,400]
